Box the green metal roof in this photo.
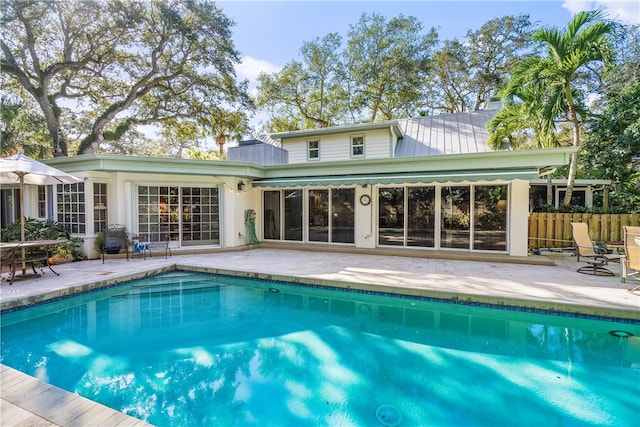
[44,154,264,177]
[42,147,577,186]
[257,147,576,178]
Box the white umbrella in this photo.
[0,153,82,273]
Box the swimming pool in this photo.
[1,271,639,426]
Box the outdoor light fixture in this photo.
[237,181,246,191]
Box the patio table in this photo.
[0,240,67,284]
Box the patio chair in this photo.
[621,226,640,290]
[570,222,620,276]
[102,224,130,263]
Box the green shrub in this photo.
[0,218,86,261]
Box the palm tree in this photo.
[488,80,561,205]
[488,83,559,150]
[200,111,249,160]
[521,10,616,207]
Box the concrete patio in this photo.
[2,247,639,317]
[1,248,639,426]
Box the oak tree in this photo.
[256,33,345,129]
[1,0,252,156]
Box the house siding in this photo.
[284,129,394,164]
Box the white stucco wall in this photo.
[53,171,257,259]
[224,183,262,247]
[17,168,532,259]
[355,185,376,248]
[509,179,530,256]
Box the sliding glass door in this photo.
[441,186,471,249]
[378,184,507,252]
[378,187,404,246]
[264,188,354,244]
[473,185,507,251]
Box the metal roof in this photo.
[395,110,498,157]
[43,148,577,185]
[44,154,265,177]
[270,120,404,141]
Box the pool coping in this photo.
[2,263,639,322]
[0,364,153,426]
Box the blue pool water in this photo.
[1,271,639,426]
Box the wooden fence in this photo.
[528,213,640,250]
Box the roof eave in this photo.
[271,121,404,141]
[260,147,577,179]
[43,154,266,179]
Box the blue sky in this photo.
[218,0,639,88]
[214,0,639,132]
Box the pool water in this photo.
[1,271,639,426]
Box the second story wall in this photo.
[284,128,397,164]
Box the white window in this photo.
[351,135,364,157]
[37,186,47,218]
[307,139,319,160]
[56,183,86,234]
[93,183,108,234]
[138,185,220,246]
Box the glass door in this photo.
[378,187,405,246]
[181,187,219,246]
[441,186,470,249]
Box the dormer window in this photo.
[351,135,364,157]
[307,139,320,160]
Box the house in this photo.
[1,110,575,258]
[529,178,611,211]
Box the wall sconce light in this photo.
[237,181,246,191]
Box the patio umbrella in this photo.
[0,153,82,272]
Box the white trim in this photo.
[307,139,320,161]
[350,134,365,158]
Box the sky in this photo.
[208,0,639,135]
[218,0,639,90]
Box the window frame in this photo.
[37,186,47,219]
[265,188,355,245]
[307,139,320,161]
[93,182,108,234]
[137,185,220,247]
[376,184,509,252]
[350,134,365,158]
[56,182,86,234]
